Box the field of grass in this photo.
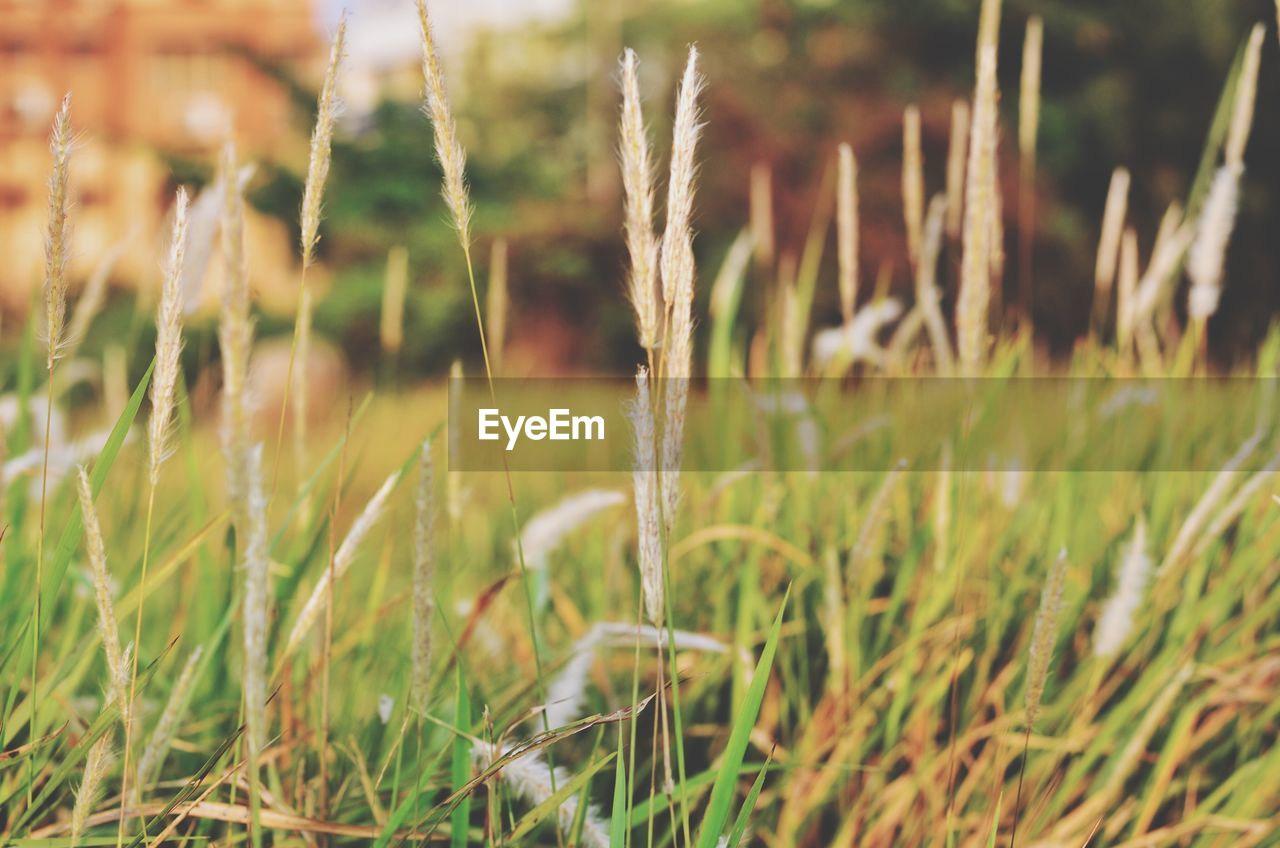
[2,0,1279,846]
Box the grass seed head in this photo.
[300,13,346,268]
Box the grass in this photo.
[2,1,1280,846]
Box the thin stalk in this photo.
[271,263,309,502]
[30,366,54,805]
[117,484,157,848]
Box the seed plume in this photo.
[149,188,190,486]
[629,367,663,625]
[44,93,74,369]
[300,14,346,268]
[416,0,472,247]
[619,49,660,352]
[411,440,436,713]
[836,143,860,323]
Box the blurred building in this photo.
[0,0,319,311]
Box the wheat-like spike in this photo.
[241,445,270,758]
[135,645,203,795]
[987,137,1005,283]
[945,100,969,239]
[283,470,401,660]
[957,44,998,373]
[416,0,472,247]
[836,143,860,323]
[72,735,113,844]
[1224,24,1265,170]
[902,105,924,268]
[1024,548,1067,728]
[411,440,435,713]
[917,195,954,372]
[44,93,73,369]
[659,45,705,311]
[750,161,775,269]
[487,238,509,373]
[1187,164,1241,321]
[1093,520,1151,660]
[381,245,409,356]
[473,742,610,847]
[219,143,253,522]
[619,49,660,352]
[300,13,346,268]
[77,467,129,730]
[1092,167,1130,328]
[148,188,190,487]
[629,367,663,626]
[659,46,705,532]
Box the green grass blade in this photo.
[694,585,790,848]
[449,664,472,848]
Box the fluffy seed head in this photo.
[72,735,113,843]
[1094,167,1130,305]
[44,93,74,370]
[219,143,254,518]
[957,44,998,373]
[149,188,190,486]
[411,439,436,713]
[473,742,610,847]
[629,367,663,625]
[77,467,129,730]
[300,14,346,267]
[1025,548,1067,727]
[902,105,924,267]
[241,445,270,757]
[1094,520,1152,659]
[659,45,705,311]
[520,489,628,575]
[136,645,204,794]
[836,143,860,323]
[416,0,473,247]
[1187,164,1241,320]
[619,49,660,352]
[945,100,970,239]
[284,469,401,660]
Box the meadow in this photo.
[1,0,1279,845]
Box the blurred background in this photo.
[1,0,1277,387]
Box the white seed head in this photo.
[1093,520,1152,659]
[149,188,190,487]
[416,0,473,247]
[629,367,663,625]
[300,14,346,267]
